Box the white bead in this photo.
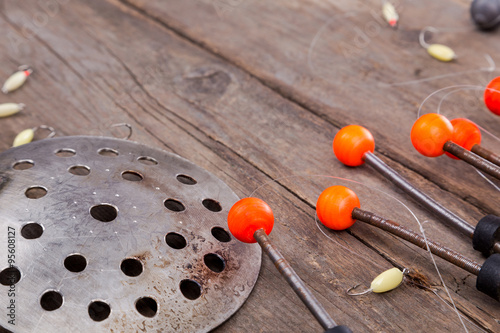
[13,128,35,147]
[0,103,24,118]
[2,71,29,94]
[382,2,398,27]
[427,44,456,62]
[370,267,404,293]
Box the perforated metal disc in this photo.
[0,136,261,332]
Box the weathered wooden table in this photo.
[0,0,499,331]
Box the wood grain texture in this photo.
[0,0,498,332]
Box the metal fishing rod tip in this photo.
[333,125,375,167]
[445,118,482,160]
[411,113,453,157]
[227,197,274,243]
[484,76,500,115]
[316,185,360,230]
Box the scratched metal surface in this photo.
[0,136,261,332]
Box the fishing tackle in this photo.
[471,0,500,30]
[484,76,500,115]
[0,103,25,118]
[2,66,33,94]
[332,125,500,256]
[228,198,352,332]
[316,185,500,301]
[382,2,399,28]
[347,268,406,295]
[411,113,500,180]
[419,27,456,62]
[13,125,55,147]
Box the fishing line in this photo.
[249,173,468,331]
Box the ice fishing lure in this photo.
[2,66,33,94]
[419,27,456,62]
[0,103,25,118]
[382,2,399,28]
[13,125,55,147]
[347,267,405,295]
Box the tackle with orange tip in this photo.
[411,113,500,180]
[332,124,500,255]
[226,197,351,332]
[410,113,452,157]
[315,185,500,301]
[484,76,500,116]
[445,118,481,160]
[449,118,500,167]
[316,185,359,230]
[449,118,481,152]
[227,197,274,243]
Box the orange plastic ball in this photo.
[227,197,274,243]
[445,118,482,160]
[411,113,453,157]
[484,77,500,116]
[333,125,375,167]
[316,185,360,230]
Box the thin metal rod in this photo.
[352,208,482,275]
[253,229,337,330]
[471,144,500,168]
[363,152,475,237]
[444,141,500,180]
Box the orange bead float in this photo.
[333,125,375,167]
[445,118,481,160]
[227,197,274,243]
[484,76,500,116]
[316,186,360,230]
[411,113,453,157]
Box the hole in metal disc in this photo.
[25,186,47,199]
[68,165,90,176]
[211,227,231,242]
[64,254,87,273]
[180,280,202,300]
[40,290,63,311]
[137,156,158,165]
[98,148,119,157]
[164,199,185,212]
[121,258,143,277]
[176,174,197,185]
[55,148,76,157]
[12,160,34,170]
[0,267,21,286]
[21,223,43,239]
[121,171,143,182]
[202,199,222,212]
[90,204,118,222]
[135,297,157,317]
[165,233,187,249]
[204,253,226,273]
[88,301,111,322]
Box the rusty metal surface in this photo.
[352,208,482,276]
[0,136,261,332]
[444,141,500,180]
[253,229,337,330]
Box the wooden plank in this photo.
[0,0,497,331]
[121,0,500,216]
